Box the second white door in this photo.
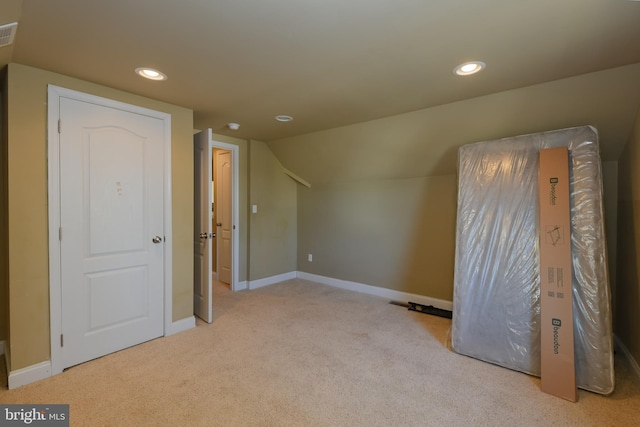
[215,149,233,285]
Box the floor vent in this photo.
[389,300,453,319]
[0,22,18,47]
[408,302,452,319]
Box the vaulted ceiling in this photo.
[2,0,640,149]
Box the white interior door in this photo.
[216,149,233,285]
[58,96,165,369]
[194,132,212,322]
[191,128,239,320]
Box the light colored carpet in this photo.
[1,278,639,426]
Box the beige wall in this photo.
[616,108,640,367]
[269,65,640,304]
[1,68,8,345]
[298,175,456,300]
[6,63,194,370]
[602,161,618,310]
[249,140,297,280]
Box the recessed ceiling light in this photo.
[275,115,293,122]
[135,67,167,81]
[227,123,240,130]
[453,61,486,76]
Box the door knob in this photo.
[199,232,208,239]
[152,236,163,243]
[216,223,222,227]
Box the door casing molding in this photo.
[47,85,173,375]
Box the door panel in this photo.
[216,150,232,285]
[193,132,212,322]
[59,97,164,369]
[87,130,145,254]
[86,267,148,330]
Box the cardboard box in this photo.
[538,147,577,402]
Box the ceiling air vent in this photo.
[0,22,18,47]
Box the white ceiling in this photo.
[2,0,640,142]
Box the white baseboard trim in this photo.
[8,361,51,389]
[614,335,640,386]
[235,281,248,292]
[296,271,453,311]
[165,316,196,336]
[248,271,297,290]
[6,316,195,389]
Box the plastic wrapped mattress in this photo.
[451,125,614,395]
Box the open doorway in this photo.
[194,129,240,323]
[213,148,232,287]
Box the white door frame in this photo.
[47,85,173,375]
[207,130,240,292]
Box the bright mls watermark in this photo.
[0,405,69,426]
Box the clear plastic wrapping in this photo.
[452,126,614,395]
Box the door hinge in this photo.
[58,119,62,134]
[59,227,62,241]
[60,334,64,347]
